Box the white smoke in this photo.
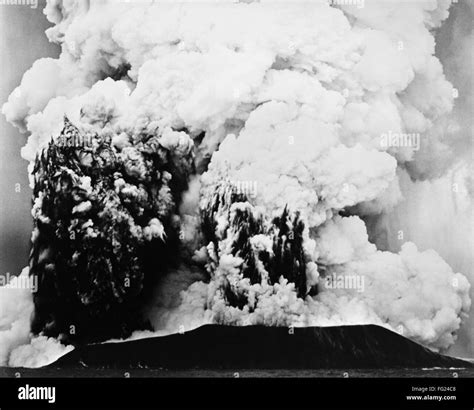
[0,268,73,367]
[0,268,33,366]
[372,166,474,356]
[1,0,472,365]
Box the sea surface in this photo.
[1,367,473,378]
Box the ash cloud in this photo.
[1,0,472,366]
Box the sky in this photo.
[0,0,59,277]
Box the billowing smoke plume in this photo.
[0,268,73,366]
[1,0,472,366]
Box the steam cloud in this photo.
[1,0,472,367]
[0,268,73,366]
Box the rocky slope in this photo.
[51,324,472,369]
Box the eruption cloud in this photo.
[1,0,472,366]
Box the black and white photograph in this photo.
[0,0,472,409]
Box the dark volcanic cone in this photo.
[51,324,474,370]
